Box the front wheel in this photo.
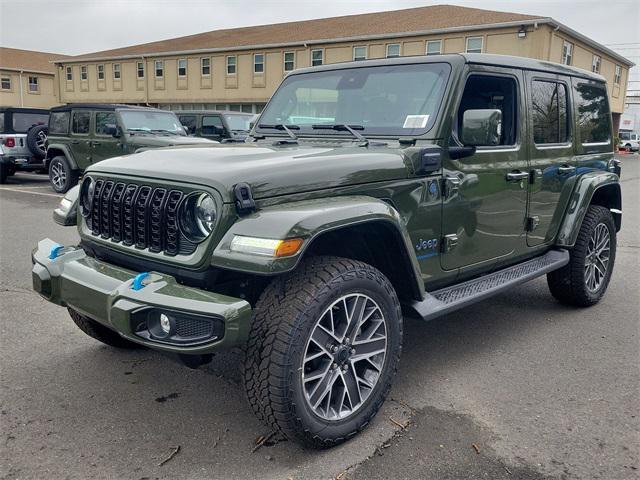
[547,205,616,306]
[243,256,402,448]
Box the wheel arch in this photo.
[556,171,621,247]
[45,144,77,170]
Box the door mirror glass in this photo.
[461,109,502,146]
[104,123,119,137]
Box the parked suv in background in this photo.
[33,55,621,448]
[0,107,49,183]
[176,110,255,142]
[45,104,217,192]
[618,131,639,152]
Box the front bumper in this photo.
[31,238,252,354]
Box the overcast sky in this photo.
[1,0,638,80]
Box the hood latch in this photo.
[233,182,256,215]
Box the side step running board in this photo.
[406,249,570,322]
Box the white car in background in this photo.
[619,131,639,152]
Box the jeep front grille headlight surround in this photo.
[179,192,216,243]
[79,176,94,224]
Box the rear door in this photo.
[441,67,528,271]
[525,72,575,246]
[70,110,92,168]
[91,111,120,163]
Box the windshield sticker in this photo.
[403,115,430,129]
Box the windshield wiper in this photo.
[311,124,369,147]
[149,129,179,135]
[258,124,300,141]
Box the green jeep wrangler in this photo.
[45,104,216,193]
[33,54,622,448]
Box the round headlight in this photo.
[79,176,94,218]
[180,192,216,242]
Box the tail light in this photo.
[3,137,15,148]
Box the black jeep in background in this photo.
[175,110,255,142]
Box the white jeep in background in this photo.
[619,131,639,152]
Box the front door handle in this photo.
[70,140,80,145]
[506,171,529,182]
[557,165,576,175]
[91,141,101,146]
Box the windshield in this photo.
[224,114,253,132]
[258,62,450,137]
[119,110,186,135]
[13,113,49,133]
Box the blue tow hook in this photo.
[131,272,151,291]
[49,244,65,260]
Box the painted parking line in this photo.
[0,187,62,198]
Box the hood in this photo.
[88,143,409,202]
[128,134,217,147]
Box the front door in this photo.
[441,69,528,271]
[69,110,91,168]
[91,111,121,163]
[525,72,575,246]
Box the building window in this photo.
[155,60,164,78]
[353,46,367,61]
[311,49,323,66]
[201,57,210,76]
[591,55,601,74]
[80,65,88,81]
[562,41,573,65]
[254,53,264,74]
[426,40,442,56]
[466,37,483,54]
[66,66,73,81]
[28,76,39,92]
[531,80,569,144]
[226,56,237,75]
[386,44,401,58]
[1,77,10,90]
[97,64,105,80]
[137,62,144,78]
[177,59,187,77]
[614,64,622,85]
[113,63,121,80]
[284,51,295,72]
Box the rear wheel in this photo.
[547,205,616,306]
[243,256,402,448]
[68,308,142,349]
[0,164,7,184]
[49,156,78,193]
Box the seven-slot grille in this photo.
[87,179,194,256]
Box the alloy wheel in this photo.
[302,293,387,421]
[51,162,66,190]
[36,130,47,151]
[585,222,610,292]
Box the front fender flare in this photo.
[556,171,621,247]
[212,196,425,297]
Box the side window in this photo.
[49,112,70,134]
[71,111,90,134]
[202,116,224,135]
[457,75,518,146]
[95,112,117,136]
[531,80,569,145]
[178,115,197,134]
[573,81,611,144]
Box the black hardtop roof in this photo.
[292,53,606,83]
[50,103,166,113]
[0,106,50,114]
[172,110,255,116]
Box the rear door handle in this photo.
[557,165,576,175]
[506,171,529,182]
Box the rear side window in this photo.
[95,112,116,135]
[531,80,570,144]
[573,81,611,144]
[202,115,224,135]
[49,111,70,134]
[12,113,49,133]
[72,111,90,134]
[178,115,197,134]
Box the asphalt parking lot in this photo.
[0,156,638,480]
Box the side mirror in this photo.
[104,123,119,137]
[53,184,79,226]
[460,109,502,147]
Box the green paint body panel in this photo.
[36,54,621,355]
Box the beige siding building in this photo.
[24,6,640,128]
[0,48,68,108]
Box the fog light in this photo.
[160,314,171,333]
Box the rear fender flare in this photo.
[46,144,78,170]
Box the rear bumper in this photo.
[31,238,252,354]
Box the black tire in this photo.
[26,125,48,159]
[68,308,142,349]
[48,156,78,193]
[547,205,616,307]
[0,164,7,184]
[243,256,402,448]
